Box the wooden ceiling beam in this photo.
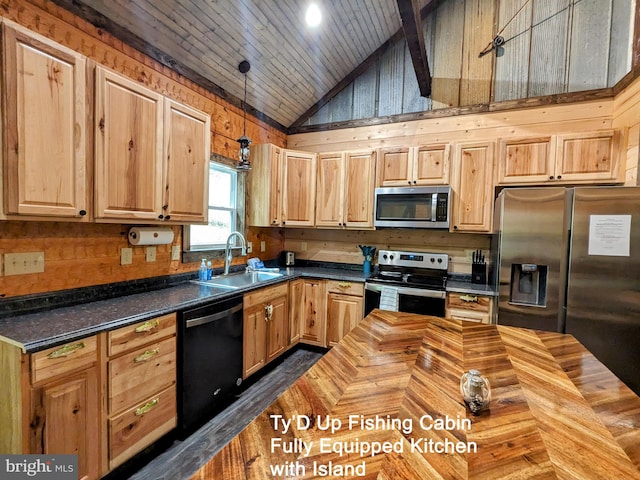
[396,0,432,97]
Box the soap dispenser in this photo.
[199,259,207,281]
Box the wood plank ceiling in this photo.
[58,0,434,129]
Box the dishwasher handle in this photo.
[185,303,243,329]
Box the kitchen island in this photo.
[191,309,640,479]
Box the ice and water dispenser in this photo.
[510,264,547,306]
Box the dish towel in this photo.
[379,286,399,312]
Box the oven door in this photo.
[364,283,446,317]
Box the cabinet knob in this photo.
[453,225,458,230]
[282,221,286,225]
[549,176,554,180]
[413,180,417,184]
[408,181,411,185]
[78,210,87,216]
[164,215,171,221]
[557,175,562,180]
[158,214,164,219]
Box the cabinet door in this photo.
[243,302,267,378]
[300,280,326,346]
[414,144,450,185]
[344,151,376,228]
[288,279,304,344]
[377,147,412,186]
[247,144,282,226]
[2,22,87,218]
[29,367,100,480]
[555,130,621,182]
[266,294,289,362]
[281,150,316,226]
[316,152,345,227]
[497,137,554,184]
[451,142,495,233]
[95,65,164,220]
[326,293,364,347]
[163,99,210,222]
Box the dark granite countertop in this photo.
[0,267,371,354]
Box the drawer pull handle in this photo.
[264,304,273,322]
[135,398,159,416]
[47,342,85,359]
[134,348,160,363]
[460,295,478,303]
[337,282,352,288]
[135,319,160,333]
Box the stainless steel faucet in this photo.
[224,231,247,275]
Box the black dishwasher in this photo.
[178,294,243,435]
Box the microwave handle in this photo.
[431,193,437,222]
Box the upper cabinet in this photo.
[94,65,210,223]
[248,145,316,227]
[497,130,622,185]
[1,21,88,220]
[451,141,495,233]
[377,144,450,186]
[316,150,376,229]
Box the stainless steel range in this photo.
[364,249,448,316]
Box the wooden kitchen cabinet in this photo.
[325,280,364,347]
[288,279,304,344]
[377,144,450,186]
[106,313,177,470]
[299,279,327,347]
[1,21,89,220]
[248,145,316,227]
[281,149,317,227]
[497,131,622,185]
[27,337,100,480]
[316,150,376,228]
[451,141,495,233]
[445,292,494,324]
[243,283,289,378]
[94,65,210,223]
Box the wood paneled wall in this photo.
[0,0,285,298]
[284,228,491,275]
[614,76,640,185]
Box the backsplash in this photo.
[0,221,283,299]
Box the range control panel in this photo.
[377,250,448,270]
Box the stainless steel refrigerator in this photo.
[492,186,640,395]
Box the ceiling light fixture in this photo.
[237,60,252,171]
[305,3,322,27]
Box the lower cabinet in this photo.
[299,279,327,347]
[326,280,365,347]
[243,283,289,379]
[106,313,177,470]
[445,292,494,324]
[28,340,100,480]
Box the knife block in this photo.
[471,263,487,284]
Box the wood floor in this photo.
[125,346,324,480]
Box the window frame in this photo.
[182,156,246,263]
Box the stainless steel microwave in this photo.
[373,186,451,228]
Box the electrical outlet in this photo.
[464,249,474,261]
[145,246,157,262]
[121,248,133,265]
[171,245,181,261]
[260,241,266,252]
[247,242,253,254]
[4,252,45,275]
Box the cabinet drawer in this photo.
[446,308,490,324]
[109,384,176,469]
[31,336,98,385]
[244,282,289,308]
[108,336,176,414]
[108,313,176,357]
[447,293,491,312]
[326,279,364,296]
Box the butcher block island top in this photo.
[192,310,640,480]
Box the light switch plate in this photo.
[145,246,157,262]
[4,252,45,275]
[121,248,133,265]
[171,245,181,261]
[260,241,266,252]
[301,241,307,251]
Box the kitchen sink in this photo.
[192,270,284,289]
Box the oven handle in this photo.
[365,282,446,299]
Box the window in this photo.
[186,161,245,252]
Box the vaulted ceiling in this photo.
[53,0,436,130]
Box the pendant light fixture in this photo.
[236,60,252,170]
